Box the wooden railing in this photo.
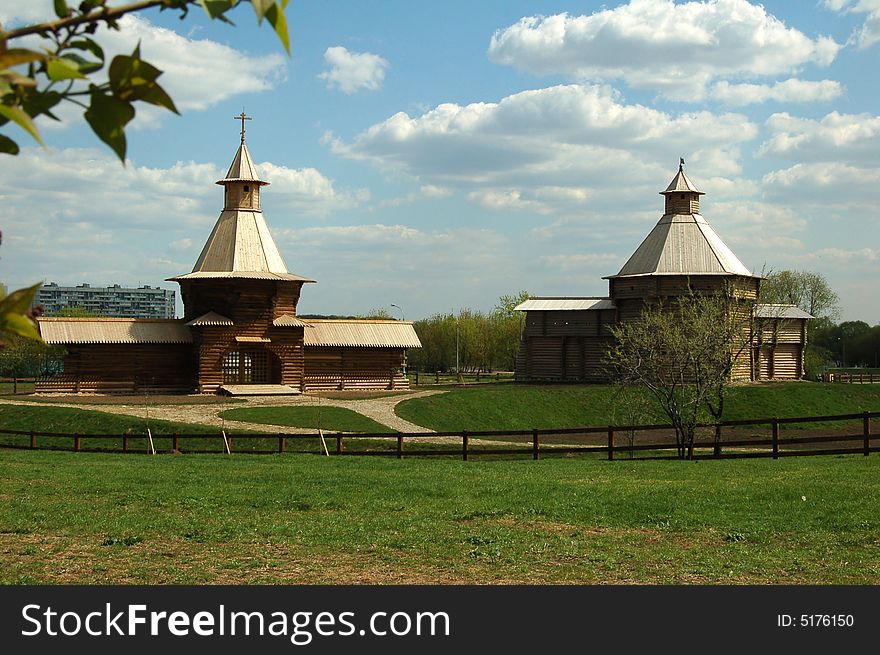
[824,372,880,384]
[1,411,877,461]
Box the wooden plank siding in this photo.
[515,276,808,383]
[37,343,195,393]
[304,346,408,390]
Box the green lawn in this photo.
[218,406,394,433]
[396,382,880,432]
[0,449,877,584]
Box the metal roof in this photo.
[235,335,271,343]
[216,142,267,186]
[608,213,754,279]
[273,314,311,328]
[514,297,615,311]
[168,209,315,282]
[38,318,192,344]
[304,320,422,348]
[755,304,814,319]
[186,311,234,326]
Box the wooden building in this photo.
[515,163,811,382]
[36,127,420,394]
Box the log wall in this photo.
[304,346,408,390]
[37,343,195,393]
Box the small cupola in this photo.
[216,112,269,211]
[660,158,704,215]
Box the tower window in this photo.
[244,185,250,193]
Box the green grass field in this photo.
[396,382,880,432]
[217,406,394,433]
[1,449,877,584]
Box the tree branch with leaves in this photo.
[0,0,291,161]
[606,285,756,460]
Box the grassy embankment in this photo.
[0,449,877,584]
[395,382,880,432]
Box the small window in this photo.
[244,185,250,193]
[680,194,685,199]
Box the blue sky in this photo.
[1,0,878,323]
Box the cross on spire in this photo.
[235,111,252,144]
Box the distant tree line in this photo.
[407,292,528,373]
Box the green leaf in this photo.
[198,0,236,20]
[0,282,42,341]
[251,0,274,21]
[62,52,103,75]
[69,38,105,63]
[21,90,63,121]
[108,50,178,113]
[54,0,70,18]
[84,88,135,162]
[0,133,20,154]
[0,69,38,89]
[0,312,41,340]
[0,103,43,145]
[264,3,290,54]
[46,58,87,81]
[0,49,46,70]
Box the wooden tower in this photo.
[168,119,315,393]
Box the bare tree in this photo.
[606,286,755,459]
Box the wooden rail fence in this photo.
[825,372,880,384]
[1,411,877,461]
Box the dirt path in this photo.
[0,390,443,435]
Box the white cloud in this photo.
[711,79,843,106]
[319,46,389,93]
[258,162,369,216]
[538,253,621,270]
[0,1,51,25]
[824,0,880,48]
[758,111,880,163]
[0,147,365,295]
[762,162,880,202]
[332,84,756,200]
[489,1,841,100]
[468,189,551,214]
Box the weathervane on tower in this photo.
[235,111,252,144]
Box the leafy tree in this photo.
[51,305,104,317]
[761,270,841,376]
[760,270,840,320]
[0,0,291,161]
[494,290,528,319]
[0,333,64,377]
[606,288,755,460]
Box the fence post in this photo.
[435,370,440,384]
[532,428,540,460]
[462,431,469,461]
[74,433,81,452]
[415,371,419,386]
[864,412,871,457]
[336,434,343,455]
[29,430,35,449]
[397,435,404,459]
[173,433,180,452]
[123,435,129,452]
[607,427,614,461]
[771,418,779,460]
[13,377,17,394]
[278,436,285,454]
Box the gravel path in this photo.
[0,390,444,435]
